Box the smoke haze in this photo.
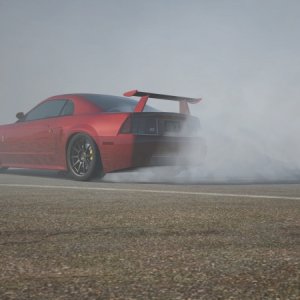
[1,0,300,183]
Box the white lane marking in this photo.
[0,183,300,201]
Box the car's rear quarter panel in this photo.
[63,113,133,173]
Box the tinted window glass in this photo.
[61,101,74,116]
[25,100,67,121]
[81,94,159,112]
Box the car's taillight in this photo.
[119,117,132,133]
[132,117,158,135]
[119,114,199,136]
[119,116,158,135]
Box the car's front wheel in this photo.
[67,133,103,181]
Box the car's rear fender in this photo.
[88,113,131,136]
[64,117,129,174]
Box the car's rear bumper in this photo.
[133,136,205,166]
[98,135,206,173]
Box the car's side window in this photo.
[61,100,74,116]
[25,100,67,121]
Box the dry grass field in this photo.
[0,182,299,299]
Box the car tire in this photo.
[66,133,104,181]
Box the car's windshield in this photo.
[81,94,159,113]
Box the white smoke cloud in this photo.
[105,72,300,184]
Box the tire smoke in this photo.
[105,92,300,184]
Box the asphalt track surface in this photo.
[0,169,300,299]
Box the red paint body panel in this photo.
[0,92,205,176]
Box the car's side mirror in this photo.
[16,112,25,121]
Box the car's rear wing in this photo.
[123,90,202,114]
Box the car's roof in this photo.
[49,93,158,113]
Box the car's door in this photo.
[3,99,70,167]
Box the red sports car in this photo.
[0,90,205,181]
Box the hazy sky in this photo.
[0,0,299,120]
[1,0,300,180]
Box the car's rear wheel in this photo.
[67,133,103,181]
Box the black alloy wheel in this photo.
[67,133,103,181]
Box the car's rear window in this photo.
[80,94,159,112]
